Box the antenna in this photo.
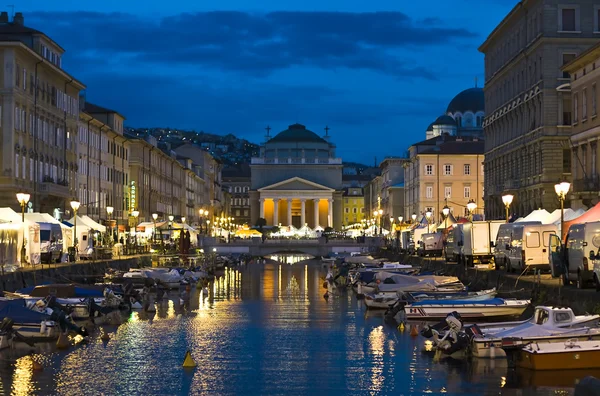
[264,125,271,142]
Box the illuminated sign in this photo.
[130,180,136,211]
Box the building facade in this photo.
[0,12,84,214]
[222,165,251,225]
[404,135,485,223]
[379,157,408,228]
[249,123,343,229]
[479,0,599,219]
[563,42,600,209]
[76,103,128,230]
[342,187,365,226]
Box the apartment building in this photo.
[342,187,365,226]
[379,157,408,228]
[479,0,599,219]
[222,165,251,225]
[562,42,600,209]
[404,135,485,223]
[0,12,84,214]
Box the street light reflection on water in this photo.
[0,261,587,395]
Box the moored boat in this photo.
[502,339,600,370]
[404,298,530,321]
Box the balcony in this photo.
[574,176,600,193]
[39,181,70,198]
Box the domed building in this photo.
[425,87,485,139]
[249,123,343,229]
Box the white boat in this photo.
[470,306,600,358]
[406,288,497,302]
[404,298,530,320]
[364,293,399,309]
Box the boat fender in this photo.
[398,323,405,332]
[410,326,419,337]
[40,322,47,334]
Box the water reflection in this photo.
[269,254,314,264]
[0,260,584,395]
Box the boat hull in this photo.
[473,331,600,358]
[405,303,528,321]
[513,348,600,370]
[364,295,398,310]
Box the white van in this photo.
[418,232,443,257]
[445,226,461,263]
[459,220,504,267]
[506,224,557,273]
[548,221,600,289]
[493,222,541,270]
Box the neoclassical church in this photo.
[249,124,343,229]
[425,87,485,139]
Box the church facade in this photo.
[249,124,343,229]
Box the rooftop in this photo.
[268,123,328,144]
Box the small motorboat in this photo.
[470,306,600,358]
[364,293,399,310]
[420,312,473,360]
[405,288,497,302]
[404,298,530,321]
[502,339,600,370]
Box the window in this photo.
[361,208,365,213]
[574,93,579,123]
[345,207,349,213]
[15,65,19,87]
[463,164,471,175]
[593,84,597,117]
[425,164,433,175]
[563,148,572,173]
[583,88,588,120]
[426,186,433,199]
[444,165,452,175]
[562,53,577,78]
[444,186,452,198]
[15,154,19,178]
[235,209,240,216]
[234,186,240,193]
[560,8,577,32]
[353,208,357,214]
[526,231,540,248]
[464,186,471,198]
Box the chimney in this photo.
[0,12,8,23]
[13,12,23,26]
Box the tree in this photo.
[255,217,267,232]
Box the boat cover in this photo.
[410,298,506,306]
[0,299,50,323]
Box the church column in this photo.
[259,198,265,219]
[313,199,320,227]
[287,199,292,226]
[327,198,333,227]
[300,199,306,226]
[273,199,279,225]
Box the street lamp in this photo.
[467,199,477,221]
[555,181,571,237]
[152,213,158,243]
[106,206,114,244]
[398,216,403,224]
[425,210,432,233]
[411,212,417,223]
[377,209,383,235]
[442,205,450,229]
[199,209,205,233]
[181,216,186,224]
[502,194,514,223]
[206,219,211,236]
[131,210,139,249]
[16,192,30,266]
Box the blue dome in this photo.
[446,88,484,114]
[268,124,326,143]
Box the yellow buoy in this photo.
[56,333,70,349]
[182,350,197,368]
[410,325,419,337]
[398,323,405,332]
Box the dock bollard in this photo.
[182,350,197,368]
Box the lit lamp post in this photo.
[16,192,30,266]
[152,213,158,243]
[199,209,206,234]
[555,181,571,238]
[106,206,114,245]
[425,210,432,233]
[70,199,81,254]
[442,205,450,258]
[131,210,139,250]
[467,199,477,222]
[206,220,211,236]
[411,212,417,223]
[502,194,514,223]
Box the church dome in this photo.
[426,122,435,132]
[433,115,457,126]
[268,123,327,143]
[446,88,484,114]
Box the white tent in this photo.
[547,208,587,235]
[298,224,317,237]
[67,216,93,253]
[81,215,106,233]
[0,207,40,265]
[25,212,73,250]
[517,209,552,223]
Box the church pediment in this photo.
[258,177,334,191]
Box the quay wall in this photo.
[379,251,600,315]
[0,255,151,292]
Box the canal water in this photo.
[0,260,593,395]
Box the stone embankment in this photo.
[377,250,600,315]
[0,255,152,292]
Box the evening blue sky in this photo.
[18,0,515,163]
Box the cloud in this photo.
[27,10,477,78]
